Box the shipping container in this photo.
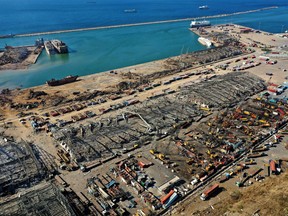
[259,56,270,61]
[163,192,178,209]
[160,189,175,204]
[200,184,219,201]
[269,160,277,174]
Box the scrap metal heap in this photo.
[186,45,244,64]
[144,35,248,81]
[0,46,30,66]
[174,94,288,180]
[163,43,247,73]
[0,138,46,196]
[0,183,76,216]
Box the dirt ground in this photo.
[171,134,288,216]
[176,171,288,216]
[1,23,288,215]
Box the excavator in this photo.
[206,150,218,159]
[205,163,214,172]
[150,149,166,162]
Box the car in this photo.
[266,72,273,76]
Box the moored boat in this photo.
[44,41,56,55]
[46,75,79,86]
[51,39,68,54]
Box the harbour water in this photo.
[0,0,287,89]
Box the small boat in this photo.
[124,9,137,13]
[199,5,209,9]
[46,75,79,86]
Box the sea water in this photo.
[0,0,287,35]
[0,0,287,89]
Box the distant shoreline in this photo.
[14,6,278,38]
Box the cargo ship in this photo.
[198,37,213,47]
[44,41,56,55]
[190,20,211,28]
[46,75,78,86]
[51,39,68,54]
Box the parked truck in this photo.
[200,184,219,201]
[219,173,230,183]
[247,152,266,158]
[269,160,277,175]
[163,192,178,209]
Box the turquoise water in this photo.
[0,21,205,88]
[0,1,287,89]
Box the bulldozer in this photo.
[200,107,210,112]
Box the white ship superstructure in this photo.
[198,37,213,47]
[190,20,211,28]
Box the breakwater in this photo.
[15,6,277,37]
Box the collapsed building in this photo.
[0,138,47,196]
[180,72,266,108]
[51,72,266,165]
[0,183,76,216]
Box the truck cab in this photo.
[191,178,199,186]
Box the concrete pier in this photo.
[14,6,277,38]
